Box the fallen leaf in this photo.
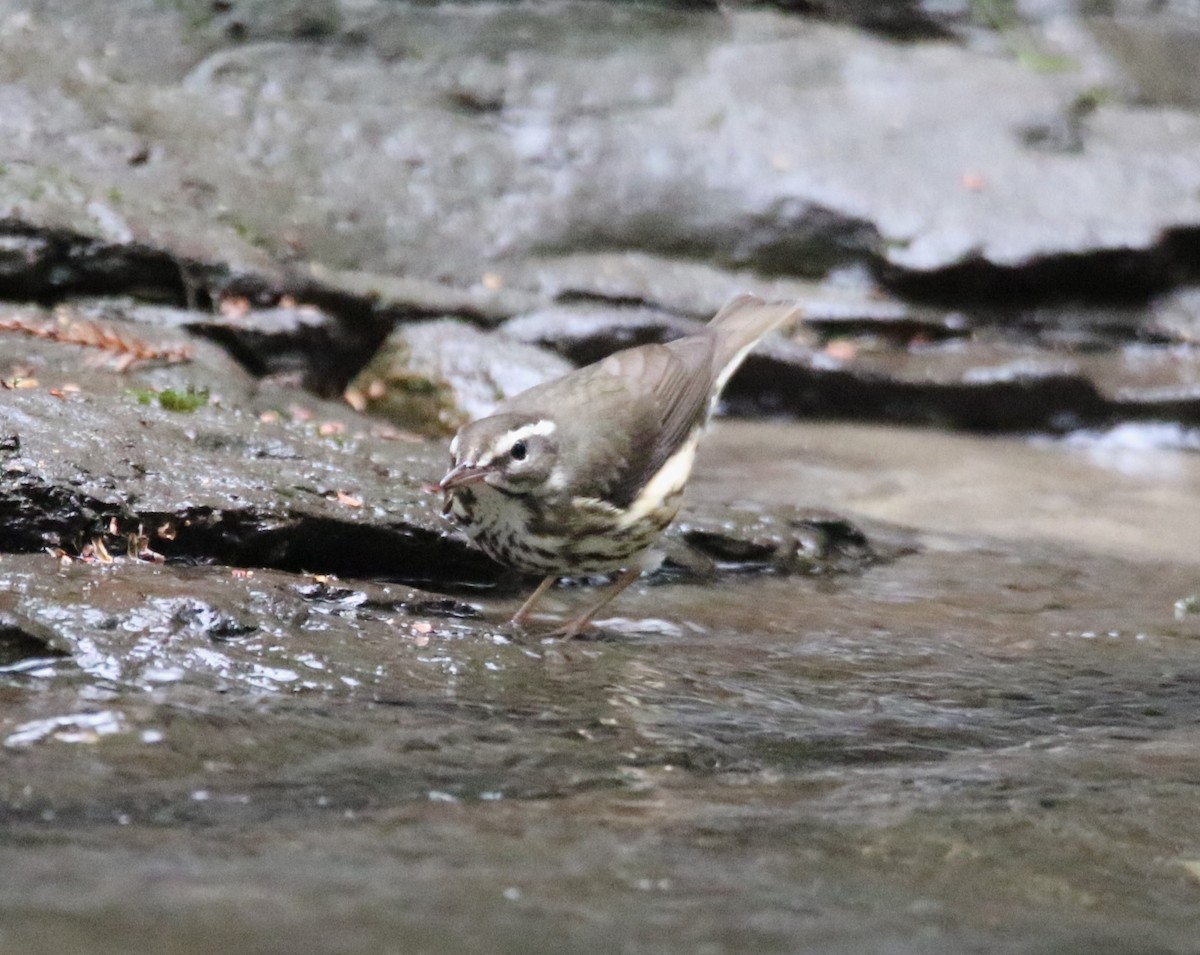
[220,296,251,319]
[961,171,986,191]
[825,339,859,361]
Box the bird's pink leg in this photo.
[509,575,557,627]
[546,565,642,639]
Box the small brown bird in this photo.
[431,294,801,637]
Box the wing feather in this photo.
[496,295,799,510]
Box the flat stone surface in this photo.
[2,0,1199,292]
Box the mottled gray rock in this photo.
[502,303,703,365]
[347,319,575,435]
[722,333,1200,430]
[3,0,1200,302]
[1089,1,1200,107]
[183,303,392,396]
[0,308,875,588]
[1150,286,1200,343]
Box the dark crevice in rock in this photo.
[0,221,279,311]
[0,478,501,589]
[0,476,125,556]
[274,280,501,395]
[0,222,184,305]
[882,226,1200,307]
[0,613,70,669]
[553,290,665,312]
[185,305,395,398]
[723,353,1200,433]
[143,510,502,588]
[593,0,957,40]
[746,0,958,40]
[0,222,497,398]
[725,201,886,279]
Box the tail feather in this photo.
[706,294,802,392]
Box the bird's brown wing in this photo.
[596,336,715,508]
[498,296,798,510]
[595,295,800,507]
[498,335,715,508]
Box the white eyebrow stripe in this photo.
[502,420,556,444]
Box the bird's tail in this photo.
[705,293,802,393]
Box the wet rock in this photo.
[507,252,832,320]
[715,327,1200,431]
[183,302,393,397]
[176,0,344,44]
[502,303,702,366]
[0,221,252,307]
[302,265,542,327]
[0,604,69,671]
[346,320,574,436]
[0,308,874,592]
[1089,3,1200,108]
[0,309,488,585]
[0,555,484,695]
[732,0,968,39]
[4,0,1200,301]
[675,507,878,576]
[0,379,491,584]
[500,265,958,377]
[1149,286,1200,344]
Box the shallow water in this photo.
[2,422,1199,954]
[697,420,1200,565]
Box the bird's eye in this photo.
[511,440,528,461]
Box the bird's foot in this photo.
[506,613,601,642]
[542,618,602,641]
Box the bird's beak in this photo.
[430,461,492,492]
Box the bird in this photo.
[429,293,801,638]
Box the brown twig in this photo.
[0,310,192,371]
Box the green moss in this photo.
[970,0,1018,31]
[130,385,210,413]
[1071,85,1114,117]
[158,386,210,412]
[389,374,440,396]
[1015,48,1077,74]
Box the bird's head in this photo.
[433,413,560,496]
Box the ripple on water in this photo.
[4,710,125,748]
